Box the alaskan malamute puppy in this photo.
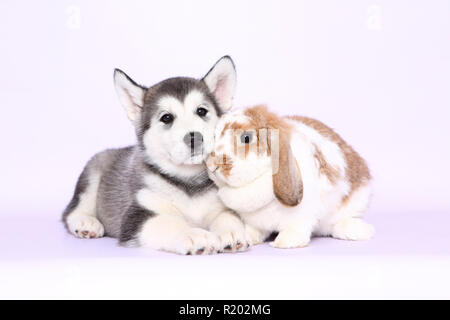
[63,56,249,255]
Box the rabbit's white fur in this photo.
[207,105,374,248]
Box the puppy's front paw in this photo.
[67,215,105,239]
[270,229,310,249]
[179,228,221,255]
[209,212,250,253]
[216,228,250,253]
[245,224,265,246]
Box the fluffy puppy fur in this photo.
[62,56,250,255]
[207,105,374,248]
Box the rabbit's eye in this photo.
[240,132,253,144]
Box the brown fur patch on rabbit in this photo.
[287,115,371,202]
[244,106,303,206]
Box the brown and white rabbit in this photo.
[206,105,374,248]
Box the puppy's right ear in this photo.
[114,69,146,124]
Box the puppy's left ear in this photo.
[271,129,303,207]
[202,56,236,112]
[114,69,146,125]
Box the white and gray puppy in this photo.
[62,56,249,255]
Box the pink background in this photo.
[1,0,449,299]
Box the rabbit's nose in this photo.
[215,154,233,167]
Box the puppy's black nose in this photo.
[183,131,203,150]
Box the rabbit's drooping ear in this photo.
[114,69,146,124]
[202,56,236,112]
[271,130,303,207]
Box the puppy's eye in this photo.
[240,132,253,144]
[196,107,208,117]
[160,113,174,124]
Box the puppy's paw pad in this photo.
[67,215,105,239]
[332,218,374,241]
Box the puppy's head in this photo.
[113,56,236,170]
[207,105,303,207]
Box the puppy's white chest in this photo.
[175,190,225,225]
[138,173,225,226]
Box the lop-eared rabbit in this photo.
[207,105,374,248]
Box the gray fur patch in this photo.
[144,162,215,196]
[119,204,155,245]
[95,146,142,238]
